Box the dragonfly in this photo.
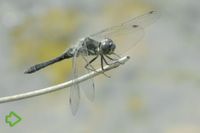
[24,10,159,115]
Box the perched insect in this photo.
[25,10,160,115]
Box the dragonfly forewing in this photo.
[69,43,96,115]
[90,10,160,55]
[78,43,95,101]
[80,54,95,101]
[69,47,81,115]
[70,83,80,115]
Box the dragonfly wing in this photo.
[91,11,159,37]
[80,54,95,101]
[83,77,95,101]
[90,10,160,55]
[69,48,80,115]
[69,43,95,115]
[77,43,95,101]
[70,84,80,115]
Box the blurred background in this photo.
[0,0,200,132]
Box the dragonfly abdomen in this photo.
[24,48,74,74]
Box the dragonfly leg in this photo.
[84,55,98,72]
[105,54,123,65]
[100,55,104,71]
[105,55,118,61]
[113,52,121,58]
[101,55,111,78]
[104,52,121,61]
[102,55,111,65]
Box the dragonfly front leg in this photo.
[105,54,123,65]
[112,52,121,58]
[104,52,121,61]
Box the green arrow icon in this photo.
[5,112,22,127]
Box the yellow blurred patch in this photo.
[11,8,83,83]
[128,96,144,112]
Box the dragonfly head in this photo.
[100,38,116,54]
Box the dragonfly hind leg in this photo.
[82,54,110,78]
[84,55,99,72]
[102,55,111,65]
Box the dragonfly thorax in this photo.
[99,38,116,55]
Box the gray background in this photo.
[0,0,200,132]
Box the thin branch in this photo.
[0,56,130,104]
